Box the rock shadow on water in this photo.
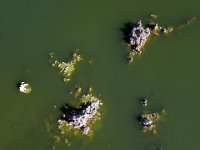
[121,22,133,44]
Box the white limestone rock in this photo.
[18,82,31,94]
[130,21,150,53]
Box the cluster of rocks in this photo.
[138,98,165,134]
[147,23,173,36]
[58,96,102,135]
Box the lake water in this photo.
[0,0,200,149]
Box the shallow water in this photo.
[0,0,200,149]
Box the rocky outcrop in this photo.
[58,95,102,135]
[122,21,150,63]
[129,21,150,53]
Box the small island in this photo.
[123,21,150,63]
[58,90,103,135]
[122,14,175,63]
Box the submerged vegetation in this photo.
[176,17,196,30]
[50,50,82,83]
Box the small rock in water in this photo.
[18,81,31,94]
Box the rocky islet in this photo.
[122,15,179,63]
[58,93,102,135]
[138,98,166,134]
[123,15,195,63]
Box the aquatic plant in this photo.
[50,50,82,83]
[146,14,174,36]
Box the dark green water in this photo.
[0,0,200,149]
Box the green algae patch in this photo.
[50,50,82,83]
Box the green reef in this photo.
[50,50,82,83]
